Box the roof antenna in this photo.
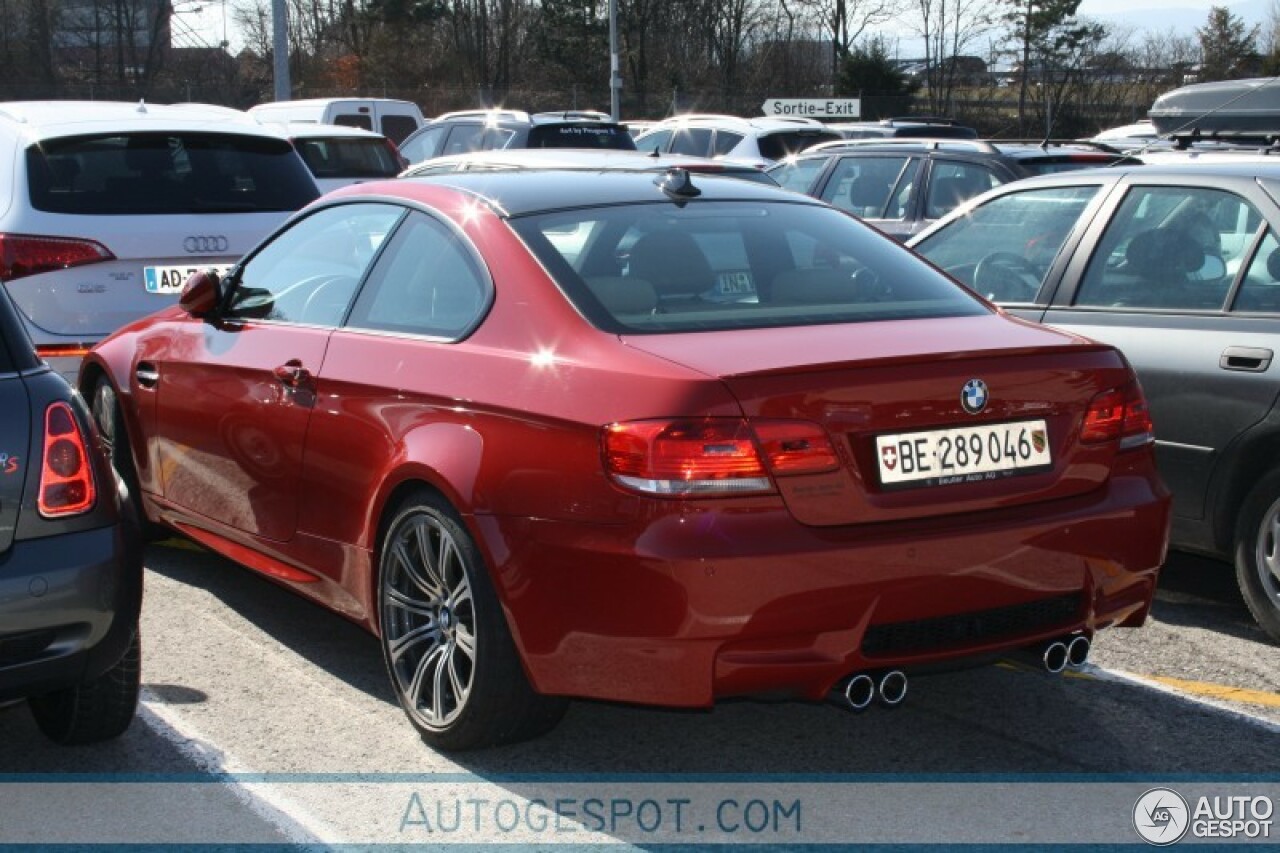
[654,167,700,199]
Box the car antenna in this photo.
[654,167,700,199]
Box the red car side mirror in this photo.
[179,269,222,318]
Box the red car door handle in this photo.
[273,360,312,388]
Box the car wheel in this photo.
[91,376,158,538]
[29,630,141,744]
[378,491,567,750]
[1235,472,1280,643]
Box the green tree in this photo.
[1197,6,1260,81]
[836,36,912,96]
[1003,0,1098,135]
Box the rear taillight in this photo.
[385,139,409,171]
[602,417,836,496]
[34,344,92,360]
[37,401,96,518]
[0,233,114,282]
[751,421,839,474]
[1081,383,1153,449]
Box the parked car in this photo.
[827,117,979,140]
[397,109,635,165]
[0,280,142,744]
[276,122,406,193]
[909,162,1280,642]
[0,100,320,380]
[85,167,1169,748]
[634,114,842,166]
[398,147,777,184]
[248,97,425,144]
[768,138,1138,239]
[1088,119,1172,153]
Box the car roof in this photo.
[428,109,619,127]
[400,147,762,172]
[276,121,386,140]
[643,114,827,132]
[795,138,1127,160]
[971,160,1280,189]
[342,168,814,216]
[0,100,279,140]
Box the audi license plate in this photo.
[876,419,1052,490]
[144,264,233,295]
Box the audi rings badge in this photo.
[183,235,229,254]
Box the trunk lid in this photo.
[622,314,1134,526]
[5,211,289,338]
[0,374,30,553]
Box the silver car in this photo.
[910,161,1280,642]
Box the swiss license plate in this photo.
[876,419,1052,490]
[144,264,233,294]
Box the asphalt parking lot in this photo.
[1,542,1276,844]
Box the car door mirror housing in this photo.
[179,269,223,318]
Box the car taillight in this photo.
[602,417,837,496]
[751,420,839,474]
[0,233,114,282]
[1081,383,1154,449]
[385,139,409,171]
[37,401,96,518]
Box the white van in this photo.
[248,98,425,144]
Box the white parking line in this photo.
[1085,665,1280,734]
[138,691,328,844]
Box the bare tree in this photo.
[800,0,900,82]
[904,0,995,115]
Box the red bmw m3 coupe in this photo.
[83,168,1171,750]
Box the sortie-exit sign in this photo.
[762,98,861,118]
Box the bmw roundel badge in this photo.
[961,378,988,415]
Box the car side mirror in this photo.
[179,269,222,318]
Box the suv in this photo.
[828,117,978,140]
[0,281,142,743]
[909,162,1280,642]
[633,114,842,166]
[0,101,319,380]
[397,109,636,165]
[769,138,1137,239]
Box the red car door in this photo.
[151,202,406,541]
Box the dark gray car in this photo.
[0,282,142,742]
[909,162,1280,642]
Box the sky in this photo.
[171,0,1269,60]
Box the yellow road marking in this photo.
[1141,674,1280,709]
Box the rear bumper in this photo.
[0,522,143,701]
[477,455,1170,708]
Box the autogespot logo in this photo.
[183,235,229,253]
[1134,788,1191,846]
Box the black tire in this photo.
[29,630,141,744]
[377,490,567,751]
[1234,472,1280,643]
[91,376,161,540]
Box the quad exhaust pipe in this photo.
[833,669,908,712]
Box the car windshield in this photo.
[294,137,401,179]
[509,198,987,334]
[757,131,842,161]
[766,157,829,192]
[27,132,319,214]
[527,124,637,151]
[913,184,1102,300]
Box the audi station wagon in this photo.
[0,101,319,379]
[84,168,1170,749]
